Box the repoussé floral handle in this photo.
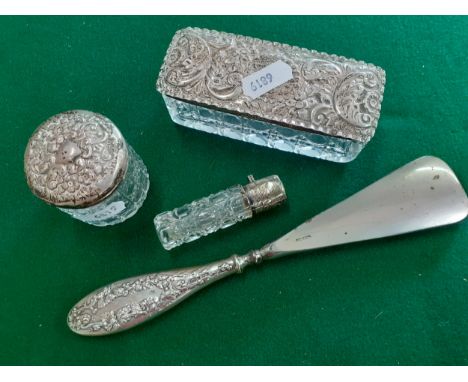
[67,250,267,336]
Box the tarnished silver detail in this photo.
[69,156,468,336]
[242,174,286,214]
[67,250,269,335]
[248,248,269,264]
[68,255,245,335]
[24,110,128,208]
[157,27,386,144]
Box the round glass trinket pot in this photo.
[24,110,149,226]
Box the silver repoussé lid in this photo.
[24,110,128,208]
[157,27,386,144]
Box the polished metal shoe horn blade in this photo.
[68,156,468,336]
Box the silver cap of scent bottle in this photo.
[154,174,287,250]
[157,27,386,162]
[24,110,149,226]
[243,175,286,214]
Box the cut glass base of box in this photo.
[163,95,364,163]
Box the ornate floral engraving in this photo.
[24,110,128,207]
[157,28,386,143]
[68,257,241,335]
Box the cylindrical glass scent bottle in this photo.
[154,175,286,250]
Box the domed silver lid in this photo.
[24,110,128,208]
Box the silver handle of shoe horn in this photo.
[68,156,468,336]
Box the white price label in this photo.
[90,201,126,221]
[242,60,293,100]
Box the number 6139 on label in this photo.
[242,60,293,100]
[250,73,273,92]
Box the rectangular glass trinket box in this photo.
[157,28,386,162]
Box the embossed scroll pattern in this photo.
[157,28,386,143]
[25,110,127,207]
[68,257,243,335]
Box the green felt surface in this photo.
[1,16,467,365]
